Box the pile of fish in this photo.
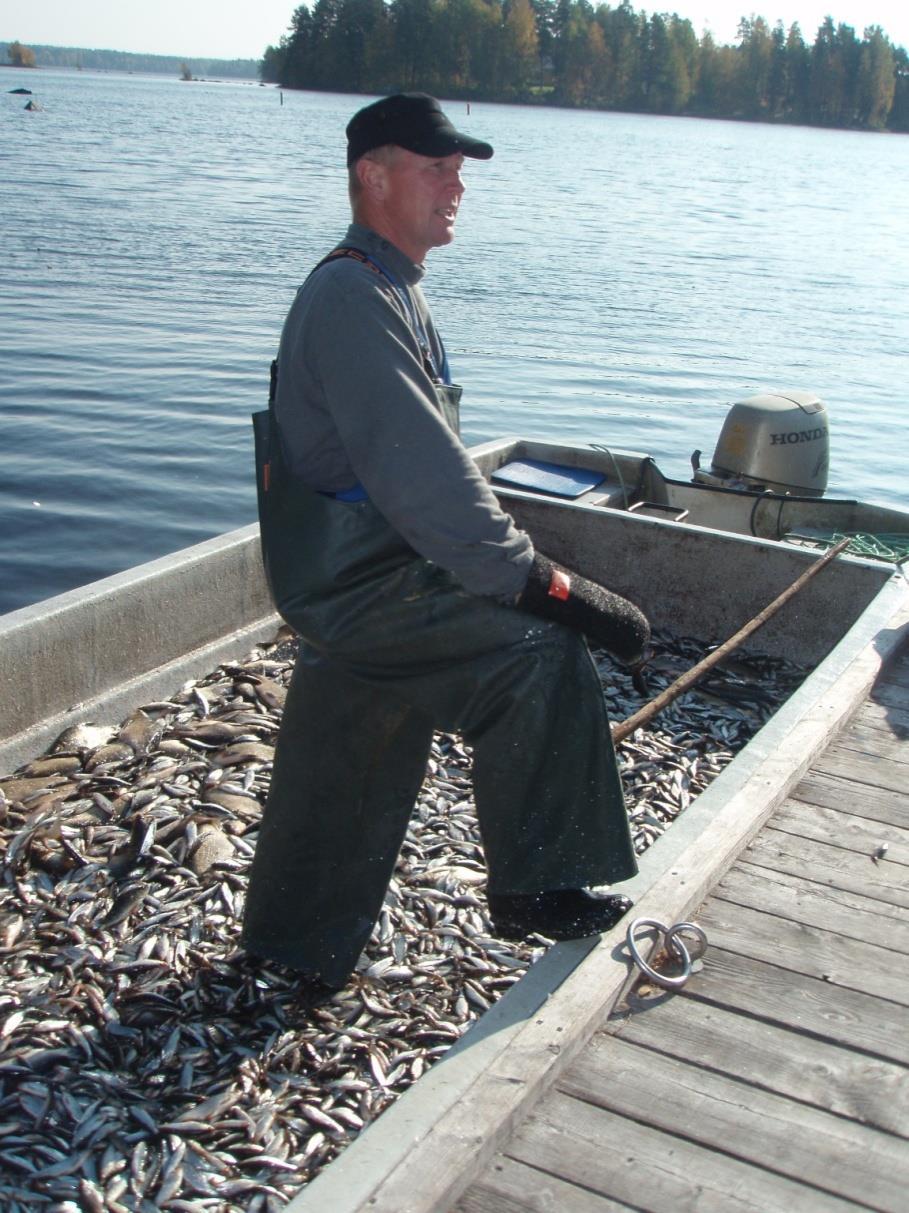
[0,628,806,1211]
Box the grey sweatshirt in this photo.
[274,224,533,598]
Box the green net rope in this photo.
[783,531,909,565]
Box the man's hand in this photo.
[518,553,650,665]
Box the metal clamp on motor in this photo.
[626,917,708,990]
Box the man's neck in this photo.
[352,208,428,267]
[347,222,425,284]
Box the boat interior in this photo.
[471,437,902,667]
[471,437,909,547]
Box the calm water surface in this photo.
[2,69,907,614]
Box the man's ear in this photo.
[357,155,387,201]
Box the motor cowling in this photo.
[693,391,829,496]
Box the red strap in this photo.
[315,246,385,278]
[548,569,571,601]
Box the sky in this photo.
[2,0,907,61]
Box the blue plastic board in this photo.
[491,459,606,499]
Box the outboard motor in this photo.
[692,391,829,497]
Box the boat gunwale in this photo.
[1,499,895,775]
[0,523,275,776]
[2,435,901,773]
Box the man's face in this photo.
[373,148,466,264]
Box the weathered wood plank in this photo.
[882,646,909,684]
[452,1155,634,1213]
[608,990,909,1137]
[812,744,908,794]
[854,697,909,736]
[504,1091,861,1213]
[790,768,907,828]
[683,946,909,1064]
[870,678,909,713]
[769,798,909,865]
[559,1035,908,1210]
[743,828,909,911]
[836,719,909,762]
[714,860,909,952]
[696,895,909,1004]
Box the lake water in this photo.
[2,68,908,615]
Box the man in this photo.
[242,94,648,994]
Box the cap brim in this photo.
[404,130,494,160]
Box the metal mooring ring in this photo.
[626,917,708,990]
[666,921,708,964]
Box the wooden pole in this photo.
[612,537,852,745]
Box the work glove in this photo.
[518,552,650,666]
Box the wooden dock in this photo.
[454,645,909,1213]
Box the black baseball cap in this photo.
[346,93,493,167]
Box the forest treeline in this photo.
[1,42,258,79]
[260,1,909,132]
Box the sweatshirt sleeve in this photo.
[284,266,533,598]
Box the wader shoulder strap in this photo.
[311,246,450,386]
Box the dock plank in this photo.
[683,946,909,1064]
[500,1092,862,1213]
[869,678,909,713]
[452,1155,634,1213]
[769,798,909,864]
[789,768,907,828]
[608,992,909,1136]
[714,860,909,952]
[558,1035,909,1210]
[743,828,909,910]
[812,744,908,794]
[883,647,909,683]
[853,698,909,737]
[697,896,909,1004]
[838,718,909,762]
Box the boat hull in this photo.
[1,438,906,773]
